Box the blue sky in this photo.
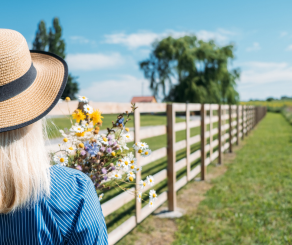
[2,0,292,102]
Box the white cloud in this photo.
[280,31,288,38]
[286,45,292,51]
[79,75,151,102]
[240,61,292,85]
[246,42,261,52]
[66,53,125,71]
[70,36,95,44]
[104,29,235,49]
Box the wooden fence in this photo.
[49,102,267,244]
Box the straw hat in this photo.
[0,29,68,133]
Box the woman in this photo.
[0,29,108,244]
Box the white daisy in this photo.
[121,157,130,170]
[129,163,137,171]
[137,192,142,203]
[135,165,142,172]
[127,152,137,165]
[149,200,154,208]
[122,132,132,141]
[99,136,109,146]
[149,190,158,202]
[139,142,149,150]
[127,171,136,182]
[66,146,76,154]
[111,172,122,179]
[99,193,104,201]
[83,104,93,114]
[139,180,147,190]
[133,142,142,151]
[78,96,89,103]
[141,149,152,157]
[116,161,123,169]
[146,175,155,186]
[53,154,68,166]
[75,126,84,133]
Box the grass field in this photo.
[173,113,292,244]
[46,114,185,139]
[241,100,292,112]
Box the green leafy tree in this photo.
[32,18,79,99]
[140,36,240,104]
[32,20,48,51]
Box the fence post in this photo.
[236,105,240,145]
[241,105,244,140]
[229,105,232,153]
[186,103,191,181]
[201,104,206,180]
[134,109,141,224]
[218,105,222,165]
[209,105,213,161]
[246,106,249,136]
[167,104,176,211]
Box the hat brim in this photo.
[0,50,68,133]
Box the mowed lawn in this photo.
[174,113,292,244]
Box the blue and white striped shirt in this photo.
[0,165,108,245]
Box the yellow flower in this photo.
[63,138,68,143]
[65,97,71,102]
[88,109,104,125]
[111,152,116,157]
[72,109,86,123]
[125,128,130,132]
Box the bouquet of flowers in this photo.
[51,96,158,208]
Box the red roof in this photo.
[131,96,156,103]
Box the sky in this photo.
[2,0,292,102]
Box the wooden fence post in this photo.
[134,109,141,223]
[218,105,223,165]
[201,104,206,180]
[241,105,244,140]
[186,103,191,181]
[246,106,249,136]
[229,105,232,153]
[236,105,240,145]
[209,105,213,161]
[167,104,176,211]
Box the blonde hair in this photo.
[0,120,50,213]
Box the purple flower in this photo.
[101,168,107,174]
[108,135,113,140]
[80,150,87,156]
[103,176,108,181]
[76,165,82,171]
[106,148,112,154]
[100,146,106,152]
[111,166,115,171]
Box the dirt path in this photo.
[117,142,246,245]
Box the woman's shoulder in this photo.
[49,165,93,198]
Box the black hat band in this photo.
[0,63,37,103]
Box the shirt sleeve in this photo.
[67,180,108,245]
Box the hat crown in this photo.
[0,29,32,86]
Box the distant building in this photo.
[131,96,157,103]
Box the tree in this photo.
[32,18,79,99]
[140,36,240,104]
[32,21,48,51]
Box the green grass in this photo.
[173,113,292,244]
[46,114,185,139]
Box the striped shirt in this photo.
[0,165,108,245]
